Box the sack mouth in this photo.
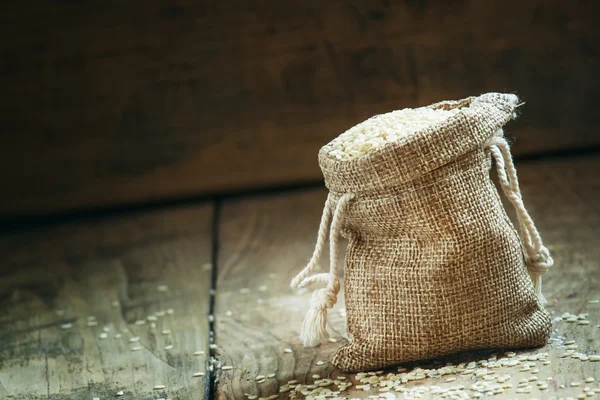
[319,92,520,195]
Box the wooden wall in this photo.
[1,1,599,216]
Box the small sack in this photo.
[291,93,553,372]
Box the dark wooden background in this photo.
[2,0,599,216]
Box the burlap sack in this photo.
[291,93,553,372]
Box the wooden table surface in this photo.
[1,154,599,399]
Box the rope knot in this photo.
[526,246,554,275]
[310,287,338,310]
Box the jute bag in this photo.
[291,93,553,372]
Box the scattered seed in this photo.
[328,337,338,343]
[586,377,595,383]
[60,323,73,330]
[445,377,456,383]
[157,285,168,292]
[578,320,591,325]
[589,355,600,362]
[221,366,233,371]
[134,320,145,325]
[284,348,293,353]
[192,372,205,377]
[167,308,174,314]
[247,396,258,400]
[114,333,122,339]
[267,373,276,378]
[116,391,124,396]
[193,351,205,356]
[129,337,140,342]
[131,346,142,351]
[225,311,233,317]
[87,321,99,327]
[268,395,278,400]
[571,382,582,387]
[165,344,173,350]
[588,299,600,303]
[99,333,108,339]
[208,314,215,322]
[316,360,325,366]
[153,385,165,390]
[312,374,320,379]
[162,330,171,335]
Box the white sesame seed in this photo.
[131,346,142,351]
[161,329,171,335]
[99,333,108,339]
[164,344,173,350]
[255,375,265,380]
[153,385,165,390]
[328,337,338,343]
[267,373,275,378]
[167,308,174,314]
[87,321,98,327]
[225,311,233,317]
[578,320,590,325]
[268,395,278,400]
[192,372,205,377]
[588,299,600,303]
[60,323,73,329]
[247,396,258,400]
[571,381,582,387]
[316,360,325,365]
[134,320,145,325]
[586,377,595,383]
[157,285,168,292]
[114,333,122,339]
[221,366,233,370]
[193,351,205,356]
[129,337,140,342]
[116,390,124,396]
[284,348,292,353]
[589,355,600,362]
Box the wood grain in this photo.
[214,155,600,399]
[1,0,599,215]
[0,204,213,399]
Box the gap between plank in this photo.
[207,199,222,400]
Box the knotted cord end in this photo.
[299,285,338,347]
[526,246,554,305]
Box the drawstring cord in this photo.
[290,192,355,346]
[490,135,553,304]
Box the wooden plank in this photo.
[1,0,599,215]
[0,204,213,399]
[214,155,600,399]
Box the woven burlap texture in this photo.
[312,93,551,372]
